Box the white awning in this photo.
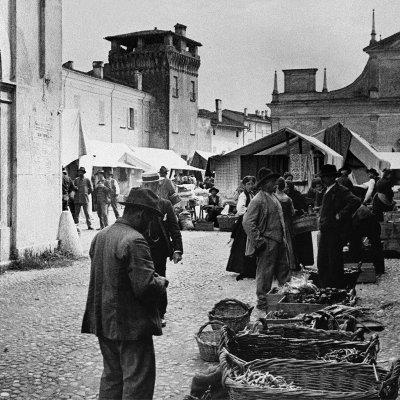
[61,109,87,166]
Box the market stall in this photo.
[209,127,343,198]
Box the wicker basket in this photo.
[293,214,319,235]
[220,348,400,400]
[194,220,214,231]
[216,215,239,232]
[195,321,224,362]
[219,326,379,362]
[257,321,363,341]
[208,299,253,333]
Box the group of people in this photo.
[225,163,397,309]
[62,167,120,230]
[81,166,183,399]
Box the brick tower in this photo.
[104,24,202,156]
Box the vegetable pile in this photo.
[232,368,301,390]
[319,348,366,363]
[265,310,291,319]
[288,287,355,305]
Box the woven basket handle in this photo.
[198,320,224,336]
[214,298,249,310]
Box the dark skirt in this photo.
[226,218,256,277]
[293,231,314,267]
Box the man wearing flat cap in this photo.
[317,164,360,288]
[243,168,290,310]
[82,188,168,399]
[158,165,176,201]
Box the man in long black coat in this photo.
[140,172,183,326]
[81,188,168,399]
[317,164,360,288]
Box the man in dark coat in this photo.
[317,164,361,288]
[337,166,354,191]
[140,172,183,327]
[73,166,93,229]
[81,188,168,400]
[62,167,76,211]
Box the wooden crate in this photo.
[266,295,324,316]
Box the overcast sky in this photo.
[63,0,400,113]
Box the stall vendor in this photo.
[205,187,223,227]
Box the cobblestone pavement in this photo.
[0,224,400,399]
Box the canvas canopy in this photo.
[61,109,87,166]
[129,146,204,172]
[215,127,343,168]
[313,123,394,172]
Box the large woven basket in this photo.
[219,326,379,362]
[208,299,253,333]
[217,215,239,232]
[293,214,319,235]
[220,348,400,400]
[195,321,224,362]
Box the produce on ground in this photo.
[232,368,301,391]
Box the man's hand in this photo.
[335,213,340,220]
[158,276,169,288]
[173,251,182,264]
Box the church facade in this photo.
[268,12,400,151]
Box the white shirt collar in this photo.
[325,183,335,194]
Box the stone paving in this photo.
[0,223,400,399]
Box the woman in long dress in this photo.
[275,177,297,271]
[226,176,257,280]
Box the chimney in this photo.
[63,60,74,69]
[133,70,142,91]
[261,111,265,119]
[215,99,222,123]
[244,108,248,117]
[92,61,104,79]
[174,23,187,37]
[255,110,260,117]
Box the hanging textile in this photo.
[290,154,308,181]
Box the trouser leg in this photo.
[318,231,344,288]
[111,198,120,218]
[69,199,75,217]
[255,239,277,308]
[98,337,123,400]
[153,255,168,317]
[275,241,290,286]
[103,204,109,227]
[120,337,156,400]
[97,205,104,229]
[82,203,92,228]
[74,204,82,224]
[62,199,68,211]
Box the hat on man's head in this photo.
[256,167,280,187]
[118,188,163,216]
[138,172,163,183]
[242,175,256,185]
[96,169,105,175]
[209,187,219,194]
[159,166,169,174]
[339,165,352,174]
[318,164,339,178]
[78,167,86,174]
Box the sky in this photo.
[62,0,400,113]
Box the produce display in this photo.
[320,348,367,363]
[232,368,301,391]
[265,310,291,319]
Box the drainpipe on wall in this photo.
[110,83,116,142]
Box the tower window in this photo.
[128,108,135,129]
[172,76,179,98]
[190,81,196,101]
[213,129,216,136]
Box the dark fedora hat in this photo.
[339,165,352,173]
[118,188,163,216]
[256,167,280,187]
[209,187,219,194]
[78,167,86,173]
[318,164,339,177]
[159,166,169,174]
[96,169,105,175]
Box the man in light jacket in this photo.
[81,188,168,400]
[243,168,290,310]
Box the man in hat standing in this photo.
[82,188,168,400]
[318,164,360,288]
[158,165,176,201]
[94,170,111,230]
[62,167,76,211]
[243,168,290,310]
[74,167,93,229]
[105,172,120,219]
[140,172,183,327]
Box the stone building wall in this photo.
[0,0,63,260]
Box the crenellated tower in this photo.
[104,24,202,155]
